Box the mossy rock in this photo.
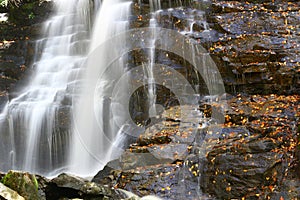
[1,170,42,200]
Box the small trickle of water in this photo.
[145,13,160,118]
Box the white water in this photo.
[145,13,159,118]
[68,0,132,176]
[0,0,92,175]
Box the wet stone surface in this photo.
[207,0,300,94]
[93,94,299,199]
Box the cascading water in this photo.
[0,0,93,175]
[68,0,132,176]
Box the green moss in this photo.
[1,172,12,185]
[1,171,40,200]
[32,175,38,190]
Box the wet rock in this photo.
[147,143,189,161]
[120,151,167,170]
[92,162,117,185]
[197,94,300,198]
[120,143,188,170]
[0,170,43,200]
[0,1,298,200]
[211,1,244,13]
[46,173,125,199]
[203,151,284,199]
[50,173,87,191]
[138,127,173,146]
[208,1,300,94]
[116,163,183,198]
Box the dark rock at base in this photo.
[46,173,126,200]
[50,173,87,191]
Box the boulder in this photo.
[46,173,126,199]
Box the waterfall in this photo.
[68,0,132,176]
[0,0,92,175]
